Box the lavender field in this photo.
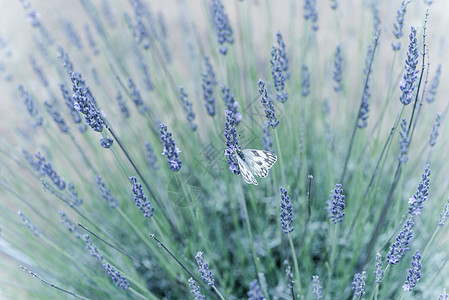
[0,0,448,299]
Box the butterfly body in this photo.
[234,149,277,185]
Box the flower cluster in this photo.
[304,0,318,31]
[115,90,129,119]
[276,31,289,78]
[160,123,182,172]
[301,63,311,97]
[426,65,441,103]
[438,197,449,226]
[188,278,205,300]
[248,280,264,300]
[34,152,66,190]
[18,84,43,127]
[312,275,323,300]
[258,79,279,129]
[202,56,217,116]
[224,110,240,174]
[128,77,147,114]
[352,271,366,297]
[68,182,83,207]
[333,46,343,91]
[18,211,41,237]
[399,26,419,106]
[408,164,431,215]
[271,45,288,103]
[429,113,441,147]
[195,251,215,286]
[59,83,82,126]
[392,0,410,51]
[210,0,234,55]
[280,187,294,234]
[262,124,273,152]
[326,184,345,224]
[387,216,414,265]
[59,210,81,238]
[374,252,384,283]
[44,101,69,133]
[83,234,103,261]
[179,86,197,131]
[221,83,242,124]
[103,263,130,290]
[144,141,160,170]
[129,176,155,218]
[100,137,114,149]
[96,175,119,208]
[402,250,422,291]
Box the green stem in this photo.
[288,234,302,295]
[274,129,286,185]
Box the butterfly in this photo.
[234,149,277,185]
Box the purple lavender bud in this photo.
[63,21,82,50]
[280,187,294,234]
[83,234,103,261]
[439,289,448,300]
[429,113,441,147]
[408,164,431,215]
[18,211,41,237]
[221,83,242,124]
[115,90,130,119]
[103,263,130,290]
[210,0,234,55]
[22,148,41,172]
[195,251,215,286]
[352,271,366,297]
[438,197,449,226]
[56,46,74,76]
[34,152,66,190]
[262,124,273,152]
[301,63,311,97]
[398,118,409,163]
[313,275,323,300]
[71,72,104,132]
[128,77,147,114]
[59,210,81,238]
[248,279,264,300]
[326,184,345,224]
[356,85,370,129]
[160,123,182,172]
[387,216,414,265]
[68,182,83,207]
[258,79,279,129]
[179,86,197,131]
[402,250,422,291]
[224,110,241,174]
[18,84,43,127]
[333,46,343,92]
[129,176,155,218]
[96,175,119,208]
[84,24,100,55]
[374,252,384,283]
[202,56,217,116]
[29,55,48,87]
[276,32,289,77]
[144,142,159,170]
[304,0,318,31]
[271,45,288,103]
[392,0,409,51]
[188,278,205,300]
[427,65,441,103]
[100,137,114,149]
[399,27,419,105]
[44,101,69,133]
[59,83,82,124]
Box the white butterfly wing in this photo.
[236,154,258,185]
[241,149,277,178]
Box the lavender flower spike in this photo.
[159,123,182,172]
[179,86,197,131]
[439,289,448,300]
[103,263,130,290]
[374,252,384,283]
[96,175,119,208]
[312,275,323,300]
[403,250,422,291]
[326,184,345,224]
[387,216,414,265]
[258,79,279,129]
[271,45,288,103]
[221,83,242,124]
[408,164,431,215]
[352,271,366,296]
[188,278,205,300]
[83,234,103,261]
[392,0,410,51]
[280,187,294,234]
[398,118,409,163]
[399,27,419,106]
[333,46,343,92]
[202,56,217,116]
[248,279,264,300]
[438,197,449,226]
[427,65,441,103]
[224,110,241,174]
[210,0,234,55]
[129,176,155,217]
[195,251,215,286]
[429,113,441,147]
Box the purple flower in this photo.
[392,0,410,51]
[427,65,441,103]
[96,175,119,208]
[18,211,41,237]
[160,123,182,172]
[271,45,288,103]
[202,56,217,116]
[29,55,48,87]
[374,252,384,283]
[210,0,234,55]
[144,141,159,170]
[59,83,82,125]
[304,0,318,31]
[195,251,215,286]
[352,271,366,296]
[44,101,69,133]
[115,90,130,119]
[438,197,449,226]
[179,86,197,131]
[103,263,129,290]
[277,31,289,79]
[398,118,409,163]
[221,83,241,124]
[34,152,66,190]
[224,110,240,174]
[17,84,43,127]
[248,279,264,300]
[83,234,103,261]
[333,46,343,91]
[68,181,83,207]
[429,113,441,147]
[280,187,294,234]
[258,79,279,129]
[326,184,345,224]
[399,27,419,105]
[301,63,311,97]
[100,137,114,149]
[402,250,422,291]
[408,164,431,215]
[129,176,155,217]
[439,289,448,300]
[59,210,81,238]
[188,278,205,300]
[313,275,323,300]
[387,216,414,265]
[262,124,273,152]
[128,77,147,113]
